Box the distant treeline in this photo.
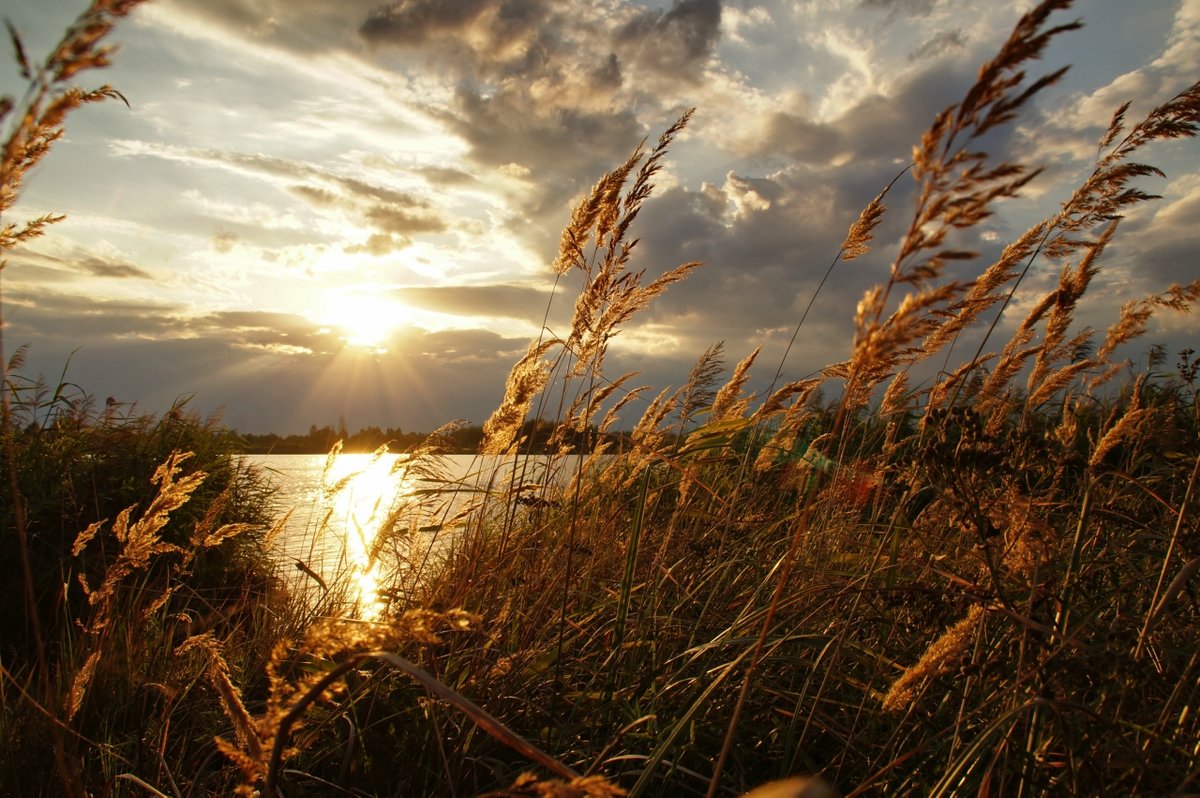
[236,420,617,455]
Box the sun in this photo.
[320,291,405,352]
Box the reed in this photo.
[4,0,1200,795]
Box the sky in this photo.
[1,0,1197,434]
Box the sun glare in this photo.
[325,453,417,620]
[321,292,405,351]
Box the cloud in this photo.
[859,0,941,18]
[1044,0,1200,143]
[616,0,722,79]
[78,256,154,280]
[344,233,410,256]
[6,284,540,432]
[910,29,964,61]
[5,291,181,341]
[416,165,477,186]
[212,231,239,253]
[112,139,450,243]
[8,245,155,283]
[394,283,558,321]
[740,59,972,164]
[190,310,342,354]
[155,0,380,52]
[360,0,518,49]
[1107,179,1200,293]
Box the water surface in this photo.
[243,452,588,617]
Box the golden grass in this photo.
[4,0,1200,795]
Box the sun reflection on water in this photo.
[322,452,415,620]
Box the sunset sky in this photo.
[3,0,1198,434]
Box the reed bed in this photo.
[3,0,1200,795]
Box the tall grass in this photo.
[3,0,1200,795]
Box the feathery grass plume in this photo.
[839,186,889,262]
[956,80,1200,402]
[490,113,697,460]
[551,150,642,276]
[1087,280,1200,390]
[994,487,1055,578]
[881,604,985,712]
[568,258,700,379]
[66,451,206,720]
[73,452,203,625]
[482,340,557,455]
[1023,328,1093,407]
[175,633,259,756]
[555,370,638,448]
[1051,81,1200,246]
[754,377,822,421]
[925,357,984,416]
[753,397,818,473]
[0,0,145,234]
[1089,375,1153,468]
[897,0,1076,286]
[1023,221,1116,396]
[878,370,911,421]
[562,111,697,380]
[668,345,762,531]
[609,387,678,488]
[710,346,760,422]
[1051,393,1082,453]
[65,650,101,723]
[832,281,962,415]
[829,0,1078,429]
[920,221,1048,357]
[678,340,726,433]
[973,286,1062,421]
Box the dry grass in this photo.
[4,0,1200,795]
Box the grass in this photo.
[2,0,1200,795]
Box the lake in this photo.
[242,452,590,617]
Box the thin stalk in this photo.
[1136,453,1200,659]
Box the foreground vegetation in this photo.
[3,1,1200,795]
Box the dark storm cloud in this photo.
[360,0,537,50]
[9,247,153,282]
[5,292,179,340]
[1110,189,1200,289]
[79,255,154,280]
[344,233,410,256]
[364,204,447,236]
[617,0,722,77]
[746,60,974,164]
[359,0,487,43]
[360,0,565,87]
[441,85,643,177]
[432,85,645,258]
[394,283,557,321]
[353,1,727,265]
[214,152,445,228]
